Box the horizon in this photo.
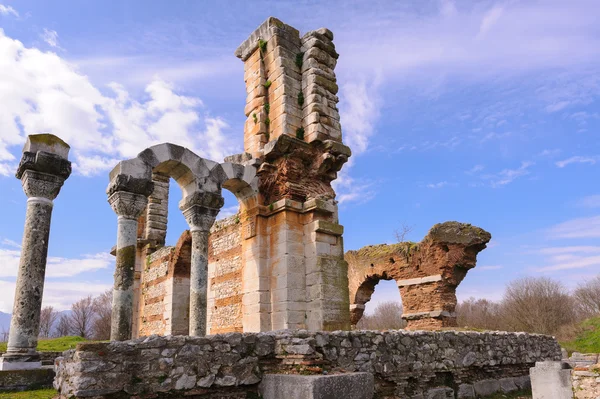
[0,0,598,314]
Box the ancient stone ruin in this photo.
[347,222,491,330]
[0,16,566,399]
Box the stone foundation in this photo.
[54,330,560,398]
[0,367,54,391]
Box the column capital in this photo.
[179,192,224,232]
[16,134,72,201]
[108,191,149,220]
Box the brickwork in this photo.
[347,222,491,329]
[207,214,243,334]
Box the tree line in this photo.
[357,274,600,338]
[36,290,112,340]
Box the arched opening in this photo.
[353,276,406,330]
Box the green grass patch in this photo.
[0,389,57,398]
[0,336,88,353]
[561,317,600,354]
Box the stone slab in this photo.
[530,361,573,399]
[0,366,54,391]
[259,372,374,399]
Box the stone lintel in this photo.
[303,198,336,214]
[108,158,152,181]
[402,310,456,320]
[397,274,443,287]
[257,198,336,217]
[0,360,42,371]
[263,134,311,162]
[16,151,71,181]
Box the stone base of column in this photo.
[0,352,42,371]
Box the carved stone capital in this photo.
[108,191,149,219]
[20,170,66,201]
[179,192,224,232]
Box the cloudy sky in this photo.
[0,0,598,314]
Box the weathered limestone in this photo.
[0,134,71,371]
[259,373,374,399]
[530,361,573,399]
[54,330,561,398]
[107,164,154,341]
[346,222,491,329]
[180,192,224,336]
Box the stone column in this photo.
[107,176,153,341]
[0,134,71,371]
[180,192,224,336]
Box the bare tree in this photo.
[55,314,71,337]
[500,277,577,336]
[456,297,502,331]
[394,223,414,243]
[574,275,600,317]
[69,296,95,338]
[92,290,112,340]
[39,306,59,338]
[356,301,406,330]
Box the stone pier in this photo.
[179,192,224,336]
[107,163,154,341]
[0,134,71,371]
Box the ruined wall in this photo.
[138,233,191,337]
[207,214,243,334]
[346,222,491,330]
[55,330,561,399]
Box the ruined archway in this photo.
[346,222,491,330]
[107,143,258,340]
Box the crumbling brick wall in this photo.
[346,221,491,330]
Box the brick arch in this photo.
[350,272,404,326]
[346,222,492,330]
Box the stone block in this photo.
[0,367,54,391]
[530,361,573,399]
[456,384,475,398]
[473,379,500,396]
[426,387,454,399]
[259,372,374,399]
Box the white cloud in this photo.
[546,215,600,239]
[478,5,505,38]
[338,76,381,156]
[0,29,240,178]
[578,195,600,208]
[0,247,113,278]
[426,181,452,189]
[466,164,484,174]
[0,4,17,17]
[41,29,59,48]
[218,205,239,218]
[534,245,600,272]
[333,171,376,205]
[555,156,598,168]
[0,280,112,312]
[481,161,534,187]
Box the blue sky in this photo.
[0,0,598,314]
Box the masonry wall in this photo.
[54,330,561,399]
[207,214,243,334]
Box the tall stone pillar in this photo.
[107,172,153,341]
[180,192,224,336]
[236,18,351,331]
[0,134,71,370]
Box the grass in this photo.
[0,389,57,398]
[560,316,600,354]
[0,336,87,353]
